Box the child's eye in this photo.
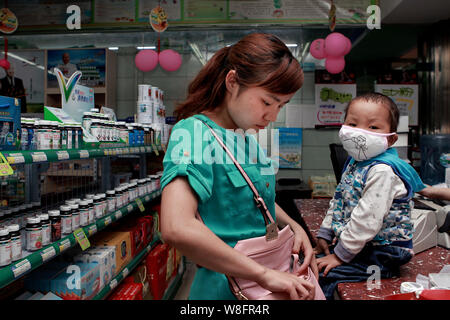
[263,100,271,106]
[369,126,379,130]
[348,123,356,127]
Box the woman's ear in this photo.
[225,70,238,94]
[387,133,398,147]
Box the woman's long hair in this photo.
[175,33,304,121]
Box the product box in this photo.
[51,262,100,300]
[124,263,150,298]
[92,231,132,275]
[145,243,169,300]
[139,215,154,246]
[107,282,128,300]
[113,220,145,258]
[0,95,21,150]
[24,262,68,293]
[108,282,143,300]
[74,246,116,290]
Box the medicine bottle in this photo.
[60,205,72,235]
[38,213,51,246]
[8,224,22,262]
[70,203,80,230]
[48,210,61,242]
[106,190,116,213]
[79,200,89,227]
[85,198,95,224]
[0,227,11,266]
[25,217,42,252]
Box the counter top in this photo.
[294,199,450,300]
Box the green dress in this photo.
[161,114,277,299]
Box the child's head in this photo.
[344,92,399,133]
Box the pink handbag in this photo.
[200,121,325,300]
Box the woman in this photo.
[161,33,318,300]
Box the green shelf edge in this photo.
[3,145,163,165]
[0,190,162,290]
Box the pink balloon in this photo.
[0,59,10,70]
[159,49,182,72]
[343,37,352,55]
[310,39,326,60]
[325,33,349,57]
[325,56,345,74]
[135,49,158,72]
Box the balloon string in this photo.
[4,37,7,60]
[157,36,160,54]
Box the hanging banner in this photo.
[375,84,419,126]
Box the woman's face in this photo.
[226,75,294,132]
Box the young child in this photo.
[315,92,450,299]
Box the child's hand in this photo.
[314,238,331,255]
[316,254,343,276]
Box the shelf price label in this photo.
[11,259,32,279]
[104,216,112,226]
[79,150,89,158]
[109,279,118,290]
[56,151,70,161]
[115,211,122,220]
[73,228,91,251]
[88,225,97,236]
[6,153,25,164]
[31,152,47,163]
[127,204,133,213]
[135,198,145,212]
[59,238,72,252]
[40,246,56,262]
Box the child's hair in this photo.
[344,92,399,132]
[175,33,304,120]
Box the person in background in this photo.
[57,52,77,78]
[0,64,27,113]
[160,33,318,300]
[315,92,450,299]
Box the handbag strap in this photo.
[199,119,278,240]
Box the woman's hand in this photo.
[256,267,315,300]
[316,253,343,276]
[290,224,319,280]
[314,238,331,256]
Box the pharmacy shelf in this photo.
[163,256,186,300]
[94,245,186,300]
[2,145,163,165]
[92,237,160,300]
[0,190,161,290]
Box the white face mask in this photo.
[339,125,396,161]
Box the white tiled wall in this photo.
[116,51,336,184]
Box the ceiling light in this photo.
[137,46,156,50]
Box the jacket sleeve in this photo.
[333,164,408,262]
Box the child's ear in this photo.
[387,133,398,147]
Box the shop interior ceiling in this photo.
[1,0,449,67]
